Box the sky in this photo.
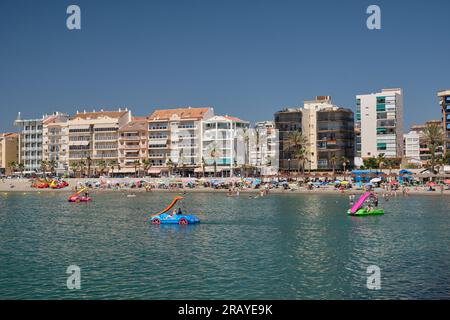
[1,0,450,132]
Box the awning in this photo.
[194,166,223,172]
[148,168,161,174]
[111,167,136,173]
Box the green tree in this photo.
[40,160,48,174]
[284,131,307,173]
[142,159,151,177]
[7,161,17,175]
[133,160,140,177]
[97,160,106,176]
[422,123,444,173]
[48,160,57,176]
[294,147,307,176]
[18,163,25,176]
[70,162,79,177]
[166,158,174,176]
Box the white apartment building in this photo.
[42,112,70,174]
[67,109,132,175]
[248,121,279,175]
[404,120,443,166]
[148,107,214,176]
[202,115,249,177]
[403,131,421,164]
[118,117,148,174]
[356,88,404,159]
[14,113,44,172]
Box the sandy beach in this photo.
[1,178,449,196]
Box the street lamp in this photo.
[288,158,291,175]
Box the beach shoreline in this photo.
[1,178,449,196]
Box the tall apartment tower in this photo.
[438,90,450,153]
[202,115,250,177]
[147,107,214,176]
[14,113,45,172]
[42,112,70,174]
[67,109,132,176]
[275,96,354,172]
[356,88,404,159]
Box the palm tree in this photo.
[341,156,349,179]
[108,160,117,177]
[133,160,140,177]
[70,162,79,178]
[284,131,307,174]
[142,159,151,177]
[86,156,92,178]
[40,160,48,175]
[97,160,106,176]
[376,153,386,171]
[422,122,444,174]
[201,156,206,178]
[18,163,25,176]
[294,147,307,176]
[166,158,174,177]
[48,160,57,176]
[7,161,17,175]
[79,159,86,177]
[330,154,337,177]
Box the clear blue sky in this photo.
[1,0,449,132]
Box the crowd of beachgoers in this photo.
[1,175,450,195]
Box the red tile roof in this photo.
[70,110,128,120]
[149,107,211,120]
[119,120,147,132]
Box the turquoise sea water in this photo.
[0,191,449,299]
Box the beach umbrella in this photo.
[370,178,382,183]
[340,181,350,185]
[427,182,437,187]
[389,180,399,185]
[444,180,450,184]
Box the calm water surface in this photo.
[0,191,449,299]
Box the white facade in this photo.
[202,115,249,176]
[42,112,70,173]
[403,131,421,164]
[14,114,44,172]
[248,121,279,175]
[356,88,404,158]
[148,107,214,172]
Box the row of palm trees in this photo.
[361,122,448,173]
[282,130,350,176]
[68,159,155,178]
[7,161,25,175]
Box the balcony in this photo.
[148,144,168,149]
[95,136,117,141]
[148,153,167,158]
[121,144,144,149]
[149,126,168,131]
[120,135,141,141]
[122,152,140,158]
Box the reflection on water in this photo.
[0,192,449,299]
